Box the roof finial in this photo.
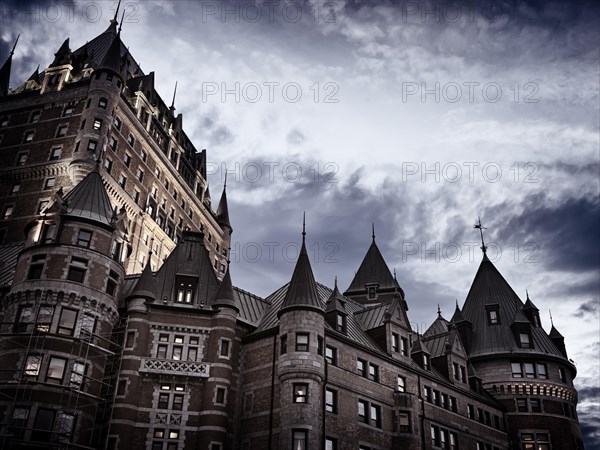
[393,267,397,279]
[113,0,122,22]
[170,81,178,110]
[526,289,530,300]
[10,34,20,56]
[302,212,306,240]
[118,9,125,34]
[372,222,375,242]
[223,170,227,189]
[437,304,441,316]
[334,276,338,289]
[474,216,487,254]
[549,309,554,326]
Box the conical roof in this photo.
[278,228,325,316]
[215,183,231,231]
[345,236,400,293]
[62,169,115,226]
[213,265,238,311]
[128,257,156,301]
[411,337,430,355]
[450,304,467,324]
[99,34,123,77]
[423,314,449,339]
[27,66,41,84]
[51,38,72,66]
[325,278,346,314]
[549,325,564,339]
[461,254,566,359]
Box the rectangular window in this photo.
[70,362,85,388]
[44,178,56,190]
[58,308,78,335]
[220,339,230,357]
[124,153,131,167]
[188,347,198,361]
[141,150,147,162]
[173,394,184,410]
[24,131,35,142]
[467,404,475,419]
[25,355,42,377]
[87,140,97,151]
[36,305,53,332]
[293,384,308,403]
[109,135,117,151]
[450,396,458,413]
[325,388,337,413]
[325,437,337,450]
[28,260,44,279]
[524,362,536,378]
[401,336,408,356]
[325,346,337,365]
[98,98,107,108]
[368,363,379,382]
[280,334,287,354]
[397,375,406,392]
[158,393,169,409]
[56,125,68,137]
[519,333,531,348]
[358,399,368,423]
[516,398,528,412]
[357,358,366,376]
[511,362,523,378]
[46,356,67,383]
[423,354,430,370]
[118,174,127,188]
[127,134,135,146]
[172,346,183,360]
[295,333,309,352]
[114,116,122,129]
[63,106,74,116]
[15,305,33,333]
[50,147,62,160]
[453,362,460,380]
[398,412,410,433]
[537,363,548,379]
[370,404,381,428]
[317,335,323,356]
[32,409,55,443]
[431,425,440,447]
[424,386,431,403]
[2,204,14,219]
[559,367,567,383]
[157,345,168,359]
[10,183,20,194]
[460,366,466,382]
[81,313,95,336]
[392,333,399,352]
[17,151,28,165]
[125,331,135,348]
[67,266,86,283]
[93,118,102,130]
[30,111,41,122]
[530,398,541,413]
[9,407,29,439]
[292,430,307,450]
[77,229,92,247]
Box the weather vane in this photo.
[474,217,487,254]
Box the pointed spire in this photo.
[215,174,231,232]
[107,0,121,32]
[437,304,442,317]
[372,222,375,242]
[118,9,125,35]
[278,216,324,316]
[27,65,41,84]
[0,35,19,98]
[474,217,487,254]
[326,276,346,313]
[549,309,554,327]
[98,34,123,78]
[128,251,156,301]
[51,38,72,67]
[170,81,178,110]
[450,303,467,323]
[213,263,239,312]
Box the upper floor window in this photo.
[175,276,196,303]
[46,357,67,384]
[487,305,500,325]
[336,313,347,333]
[397,375,406,392]
[325,346,337,366]
[325,388,337,413]
[44,178,56,190]
[423,354,431,370]
[127,134,135,146]
[58,308,78,335]
[30,111,41,122]
[357,358,366,377]
[292,430,307,450]
[24,131,35,142]
[98,98,108,109]
[56,125,68,137]
[295,333,309,352]
[521,432,550,450]
[67,257,87,283]
[50,147,62,160]
[77,229,92,248]
[9,183,20,195]
[2,204,14,220]
[280,334,287,354]
[368,363,379,382]
[293,383,308,403]
[16,151,28,165]
[113,116,122,129]
[559,367,567,383]
[63,106,74,116]
[392,333,399,352]
[519,333,532,348]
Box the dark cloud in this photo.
[286,128,305,145]
[574,299,600,318]
[492,193,600,272]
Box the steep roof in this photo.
[345,237,400,293]
[151,231,220,307]
[325,279,346,314]
[450,304,468,323]
[98,34,123,76]
[215,183,231,231]
[461,254,566,359]
[423,314,450,339]
[0,35,18,97]
[213,265,238,311]
[127,257,155,301]
[278,232,324,316]
[62,169,115,226]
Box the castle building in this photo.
[0,10,584,450]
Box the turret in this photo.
[41,38,73,94]
[276,217,326,450]
[0,35,18,98]
[0,168,128,447]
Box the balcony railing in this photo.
[139,358,210,378]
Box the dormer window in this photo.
[519,333,532,348]
[423,354,430,370]
[175,276,196,303]
[486,304,500,325]
[367,285,377,299]
[336,313,347,333]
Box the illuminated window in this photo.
[70,362,85,388]
[293,384,308,403]
[292,430,307,450]
[295,333,309,352]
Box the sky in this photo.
[1,0,599,445]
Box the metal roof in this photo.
[0,243,24,287]
[345,238,401,294]
[62,170,115,226]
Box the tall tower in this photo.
[276,220,326,450]
[0,168,128,448]
[460,252,583,449]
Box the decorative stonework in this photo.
[139,358,210,377]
